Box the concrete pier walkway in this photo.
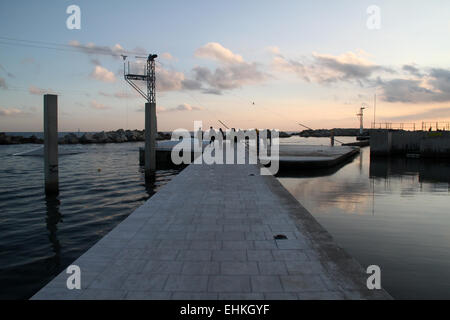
[32,161,390,300]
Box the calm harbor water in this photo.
[278,136,450,299]
[1,135,449,299]
[0,142,180,299]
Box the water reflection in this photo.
[276,157,355,178]
[278,147,450,299]
[44,195,62,272]
[370,156,450,184]
[144,172,156,199]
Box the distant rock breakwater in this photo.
[0,130,171,145]
[0,128,366,145]
[297,128,369,137]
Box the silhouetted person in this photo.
[209,126,216,144]
[196,127,203,140]
[255,128,260,155]
[231,128,237,143]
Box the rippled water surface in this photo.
[0,142,180,299]
[278,137,450,299]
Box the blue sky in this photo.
[1,0,450,131]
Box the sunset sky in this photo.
[1,0,450,132]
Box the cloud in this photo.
[155,65,203,92]
[121,43,267,95]
[29,85,56,95]
[180,79,203,90]
[0,107,23,116]
[99,91,138,99]
[68,40,147,64]
[112,43,124,52]
[380,79,433,103]
[90,65,116,83]
[269,48,450,104]
[155,65,185,91]
[68,40,149,86]
[270,49,450,104]
[272,50,387,85]
[161,52,176,61]
[266,46,281,55]
[428,68,450,95]
[195,42,244,64]
[192,63,268,92]
[191,43,269,93]
[402,64,422,77]
[90,100,111,110]
[174,103,203,111]
[379,68,450,103]
[202,88,222,95]
[272,56,310,81]
[312,51,384,83]
[69,40,135,57]
[383,106,450,121]
[123,60,202,93]
[0,77,7,89]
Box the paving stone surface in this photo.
[32,156,391,300]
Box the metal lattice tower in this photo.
[124,54,157,103]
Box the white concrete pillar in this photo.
[145,102,157,177]
[44,94,59,194]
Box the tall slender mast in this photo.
[373,93,376,128]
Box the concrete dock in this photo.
[262,145,360,168]
[154,141,359,170]
[32,154,390,300]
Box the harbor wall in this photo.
[420,135,450,157]
[370,130,450,158]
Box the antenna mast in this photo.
[124,54,158,102]
[373,93,376,129]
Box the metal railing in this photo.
[421,122,450,131]
[372,122,450,131]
